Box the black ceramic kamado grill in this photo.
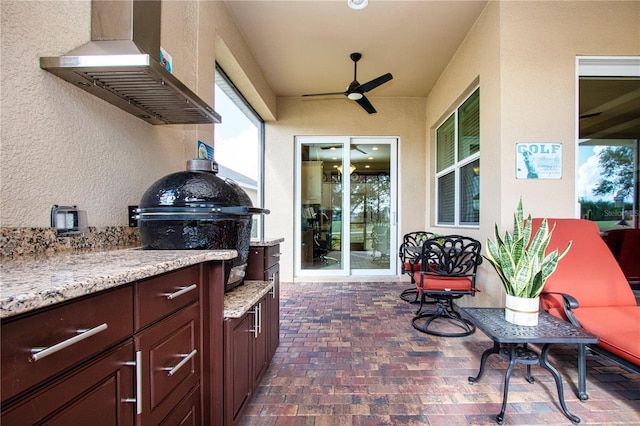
[136,159,269,291]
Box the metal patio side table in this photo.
[461,308,599,425]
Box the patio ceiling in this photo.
[222,1,639,142]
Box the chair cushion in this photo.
[533,218,636,308]
[403,261,421,273]
[547,306,640,366]
[413,274,472,291]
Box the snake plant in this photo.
[484,199,571,298]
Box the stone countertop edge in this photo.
[224,280,273,319]
[0,248,237,319]
[250,238,284,247]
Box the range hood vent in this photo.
[39,0,220,125]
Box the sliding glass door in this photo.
[295,136,397,277]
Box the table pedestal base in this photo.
[468,342,581,425]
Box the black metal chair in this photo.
[398,231,436,303]
[411,235,482,337]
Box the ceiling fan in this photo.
[320,144,367,154]
[302,52,393,114]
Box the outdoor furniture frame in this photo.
[534,218,640,401]
[463,308,598,425]
[398,231,435,303]
[411,234,481,337]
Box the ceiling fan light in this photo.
[348,92,363,100]
[347,0,368,10]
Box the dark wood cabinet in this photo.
[223,312,253,425]
[246,244,281,360]
[1,285,133,404]
[1,263,211,425]
[0,246,279,426]
[136,301,200,425]
[224,243,281,425]
[1,340,136,425]
[266,262,280,360]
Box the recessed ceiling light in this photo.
[347,0,368,10]
[368,157,374,160]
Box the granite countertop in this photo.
[250,238,284,247]
[0,248,237,319]
[224,280,273,318]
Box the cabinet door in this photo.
[159,383,201,425]
[136,302,200,425]
[252,297,269,387]
[1,341,135,425]
[266,263,280,360]
[224,314,253,425]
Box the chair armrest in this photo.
[542,291,582,328]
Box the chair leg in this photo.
[400,288,419,303]
[411,299,476,337]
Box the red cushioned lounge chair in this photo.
[534,218,640,401]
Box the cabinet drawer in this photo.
[137,302,200,425]
[246,245,280,280]
[2,340,135,425]
[136,265,200,330]
[265,244,281,270]
[1,285,133,403]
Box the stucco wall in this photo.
[425,0,640,307]
[267,97,427,282]
[0,0,216,228]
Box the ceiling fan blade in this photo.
[358,73,393,93]
[302,91,347,97]
[320,145,342,150]
[580,112,602,119]
[355,95,377,114]
[352,145,367,154]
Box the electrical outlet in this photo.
[128,205,138,227]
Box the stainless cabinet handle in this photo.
[30,323,108,362]
[123,350,142,415]
[257,302,262,334]
[163,349,197,377]
[250,306,259,338]
[271,253,282,258]
[163,283,197,300]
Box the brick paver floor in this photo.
[239,281,640,425]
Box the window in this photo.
[436,88,480,226]
[214,64,265,238]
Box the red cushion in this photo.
[403,261,421,273]
[547,306,640,366]
[413,274,472,291]
[533,218,636,309]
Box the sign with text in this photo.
[516,143,562,179]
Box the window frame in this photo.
[435,87,480,227]
[215,63,266,239]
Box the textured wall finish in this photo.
[0,1,213,228]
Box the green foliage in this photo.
[593,146,633,198]
[484,199,571,298]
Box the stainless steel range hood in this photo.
[40,0,221,125]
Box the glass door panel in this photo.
[348,141,394,273]
[295,137,397,277]
[297,139,346,274]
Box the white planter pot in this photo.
[504,294,540,326]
